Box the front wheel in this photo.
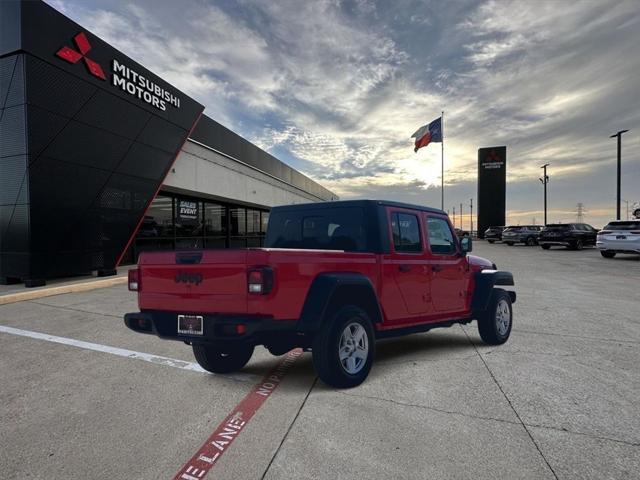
[477,289,512,345]
[312,305,374,388]
[573,239,584,250]
[526,237,536,246]
[601,250,616,258]
[488,240,495,244]
[541,244,551,250]
[193,344,254,373]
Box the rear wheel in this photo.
[192,344,254,373]
[572,239,584,250]
[477,289,512,345]
[488,240,495,244]
[312,305,374,388]
[541,244,551,250]
[505,242,514,246]
[526,237,536,246]
[601,250,616,258]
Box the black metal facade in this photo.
[1,1,336,286]
[477,146,507,239]
[1,0,203,284]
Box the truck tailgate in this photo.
[137,250,248,313]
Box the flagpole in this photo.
[441,110,444,211]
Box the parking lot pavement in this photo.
[1,243,638,479]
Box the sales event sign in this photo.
[178,199,199,223]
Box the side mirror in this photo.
[460,236,472,254]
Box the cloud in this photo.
[47,0,640,227]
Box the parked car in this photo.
[454,227,470,238]
[484,226,505,243]
[596,220,640,258]
[124,200,515,388]
[539,223,598,250]
[501,225,543,246]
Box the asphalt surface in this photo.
[1,243,638,479]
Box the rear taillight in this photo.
[247,267,273,295]
[128,269,140,291]
[599,230,612,235]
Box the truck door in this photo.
[380,209,431,324]
[424,214,468,315]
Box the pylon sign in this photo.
[477,147,506,238]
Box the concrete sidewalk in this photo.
[0,266,134,305]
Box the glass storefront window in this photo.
[139,195,173,238]
[175,198,203,238]
[205,203,227,236]
[129,192,269,261]
[247,209,261,234]
[230,207,246,236]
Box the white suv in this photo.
[596,220,640,258]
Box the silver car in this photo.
[596,220,640,258]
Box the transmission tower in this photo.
[575,203,587,222]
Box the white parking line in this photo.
[0,325,256,382]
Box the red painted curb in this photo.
[173,349,303,480]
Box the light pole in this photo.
[539,164,550,225]
[470,198,473,235]
[610,130,629,220]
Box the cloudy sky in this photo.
[48,0,640,227]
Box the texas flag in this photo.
[411,117,442,152]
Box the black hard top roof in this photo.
[271,199,446,215]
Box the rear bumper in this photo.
[596,240,640,253]
[124,311,298,346]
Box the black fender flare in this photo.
[297,273,383,333]
[471,270,516,312]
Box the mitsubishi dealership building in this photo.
[0,0,336,287]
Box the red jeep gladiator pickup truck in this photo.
[125,200,515,388]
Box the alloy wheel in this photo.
[495,299,511,336]
[338,322,369,374]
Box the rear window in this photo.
[504,227,522,232]
[604,221,640,231]
[265,207,367,251]
[545,224,572,231]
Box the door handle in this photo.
[432,264,443,273]
[398,264,412,273]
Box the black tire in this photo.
[488,240,495,244]
[477,289,512,345]
[312,305,374,388]
[526,237,536,246]
[505,242,514,246]
[571,239,583,250]
[192,343,254,374]
[541,244,551,250]
[601,250,616,258]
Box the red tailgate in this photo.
[137,250,248,314]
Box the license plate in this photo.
[616,235,627,240]
[177,314,203,335]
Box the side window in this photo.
[427,217,457,255]
[391,213,422,253]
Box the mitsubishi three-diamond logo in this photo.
[56,32,106,80]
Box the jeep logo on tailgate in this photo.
[175,272,203,285]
